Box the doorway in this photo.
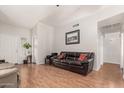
[103,32,121,65]
[97,13,124,79]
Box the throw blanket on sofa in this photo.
[0,63,18,88]
[0,63,15,70]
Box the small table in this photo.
[23,60,28,64]
[45,53,58,65]
[27,55,32,64]
[23,55,32,64]
[45,55,52,65]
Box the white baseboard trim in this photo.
[104,61,120,65]
[94,66,100,71]
[123,74,124,79]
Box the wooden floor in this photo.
[17,63,124,88]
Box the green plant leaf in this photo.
[23,42,32,49]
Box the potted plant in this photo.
[23,42,32,60]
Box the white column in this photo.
[97,29,104,71]
[100,34,104,66]
[122,32,124,79]
[121,24,124,79]
[120,32,123,69]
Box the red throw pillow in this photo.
[78,54,87,61]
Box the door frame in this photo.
[98,27,124,78]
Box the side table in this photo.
[45,55,52,65]
[23,60,28,64]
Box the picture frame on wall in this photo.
[65,29,80,45]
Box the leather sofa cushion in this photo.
[56,59,82,66]
[69,61,82,66]
[54,59,68,64]
[63,60,82,66]
[61,59,67,63]
[66,53,75,57]
[54,58,84,66]
[60,51,93,58]
[66,57,75,60]
[54,59,60,62]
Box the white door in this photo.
[0,34,18,63]
[103,32,121,64]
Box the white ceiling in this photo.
[0,5,104,29]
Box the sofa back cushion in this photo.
[66,57,75,60]
[60,51,94,60]
[58,53,66,59]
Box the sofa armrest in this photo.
[87,58,94,62]
[51,55,58,60]
[80,57,94,63]
[87,58,94,73]
[80,58,94,75]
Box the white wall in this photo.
[0,22,31,64]
[54,6,124,70]
[54,16,98,69]
[103,32,121,64]
[32,22,54,64]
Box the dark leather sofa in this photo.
[52,51,94,75]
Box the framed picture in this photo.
[65,29,80,45]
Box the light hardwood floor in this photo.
[17,63,124,88]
